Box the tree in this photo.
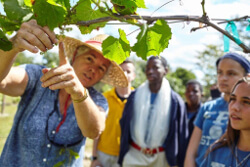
[195,17,249,99]
[195,44,223,98]
[167,67,196,97]
[167,75,184,97]
[171,67,196,86]
[13,52,35,66]
[132,59,147,88]
[42,52,59,68]
[0,0,249,64]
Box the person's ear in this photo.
[164,67,168,75]
[131,71,136,81]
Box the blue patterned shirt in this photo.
[194,97,228,166]
[0,64,108,167]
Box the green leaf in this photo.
[102,29,130,64]
[3,0,32,21]
[24,0,32,7]
[131,23,148,60]
[0,30,13,51]
[112,1,137,15]
[119,29,130,52]
[135,0,146,8]
[132,19,172,60]
[112,0,146,9]
[69,149,80,159]
[32,0,66,30]
[53,160,66,167]
[59,148,65,155]
[0,17,20,32]
[111,0,146,15]
[55,0,71,10]
[74,0,108,34]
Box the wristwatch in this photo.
[90,156,98,161]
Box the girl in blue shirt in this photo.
[201,76,250,167]
[184,52,250,167]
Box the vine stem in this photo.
[201,0,207,16]
[75,15,250,53]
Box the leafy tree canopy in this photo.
[195,44,223,98]
[0,0,172,63]
[1,0,249,67]
[13,52,35,66]
[167,67,196,97]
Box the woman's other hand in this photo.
[11,19,58,53]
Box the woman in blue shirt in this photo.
[201,76,250,167]
[0,19,128,167]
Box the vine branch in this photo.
[191,15,249,31]
[76,15,250,53]
[201,0,207,16]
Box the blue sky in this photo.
[0,0,249,82]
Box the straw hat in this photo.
[59,35,128,88]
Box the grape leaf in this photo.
[0,30,12,51]
[148,19,172,55]
[119,29,130,54]
[55,0,71,10]
[69,149,80,159]
[112,0,146,9]
[111,0,146,15]
[112,1,137,15]
[53,160,66,167]
[3,0,32,21]
[24,0,32,7]
[32,0,66,30]
[131,23,148,60]
[134,0,146,9]
[102,29,130,64]
[74,0,108,34]
[0,17,20,32]
[132,19,172,60]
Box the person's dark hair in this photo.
[186,79,203,92]
[148,56,168,69]
[207,76,250,155]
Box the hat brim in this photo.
[59,35,128,88]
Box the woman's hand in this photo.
[11,19,57,53]
[0,19,57,96]
[40,42,106,139]
[40,42,85,99]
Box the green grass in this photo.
[0,96,18,154]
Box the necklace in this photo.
[235,146,250,167]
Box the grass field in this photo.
[0,96,18,154]
[0,95,93,166]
